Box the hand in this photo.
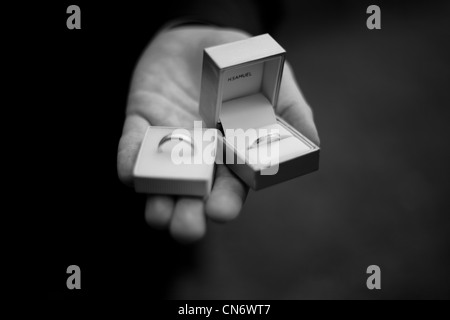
[117,26,320,243]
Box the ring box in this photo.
[133,126,218,197]
[199,34,320,190]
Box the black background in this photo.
[10,1,450,300]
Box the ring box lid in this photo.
[200,34,286,132]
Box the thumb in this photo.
[117,114,150,186]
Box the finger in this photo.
[205,165,248,223]
[170,197,206,243]
[277,63,320,146]
[145,195,175,229]
[117,114,149,185]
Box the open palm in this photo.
[117,26,319,242]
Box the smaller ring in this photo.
[248,132,289,149]
[157,133,196,153]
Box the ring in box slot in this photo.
[133,126,218,197]
[199,34,320,189]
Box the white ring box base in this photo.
[133,126,218,197]
[199,34,320,190]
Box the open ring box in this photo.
[133,126,218,197]
[199,34,320,190]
